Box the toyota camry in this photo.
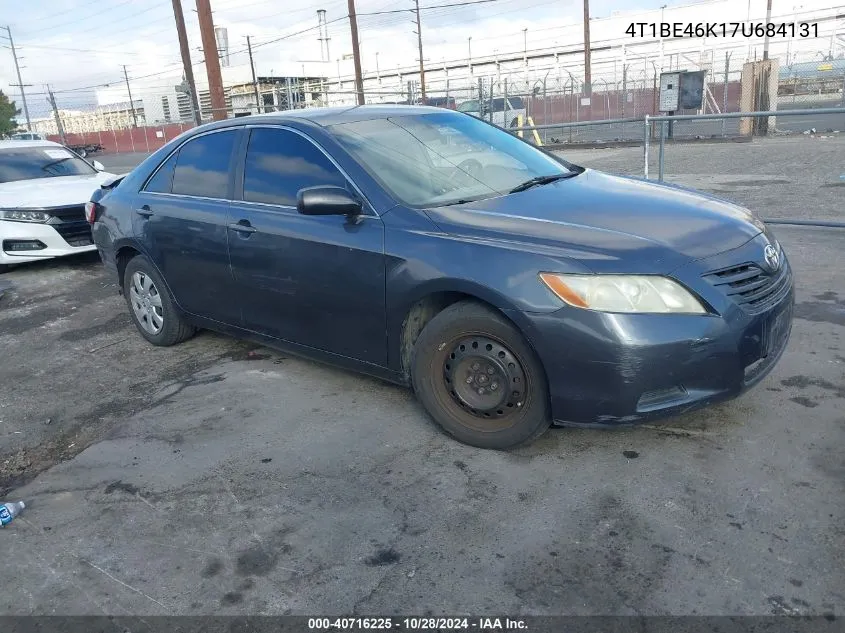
[90,106,793,449]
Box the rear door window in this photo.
[171,130,238,199]
[242,128,347,207]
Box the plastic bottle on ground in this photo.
[0,501,25,527]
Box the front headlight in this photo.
[0,209,51,223]
[539,273,707,314]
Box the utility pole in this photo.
[347,0,365,105]
[196,0,227,120]
[246,36,262,113]
[46,85,66,144]
[1,26,32,131]
[413,0,426,101]
[172,0,201,125]
[582,0,592,95]
[762,0,773,60]
[122,65,139,127]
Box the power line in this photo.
[358,0,499,16]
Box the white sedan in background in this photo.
[0,140,116,273]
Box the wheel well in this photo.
[400,291,495,379]
[115,246,141,289]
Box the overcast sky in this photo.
[5,0,839,118]
[2,0,697,116]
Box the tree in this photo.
[0,91,21,136]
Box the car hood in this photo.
[0,172,117,209]
[424,169,765,273]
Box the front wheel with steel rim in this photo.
[411,300,550,449]
[123,255,196,346]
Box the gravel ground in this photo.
[0,137,842,616]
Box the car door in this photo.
[134,128,242,325]
[227,126,387,366]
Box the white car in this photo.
[0,140,116,272]
[456,97,527,129]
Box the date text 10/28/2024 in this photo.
[626,22,819,39]
[308,617,528,630]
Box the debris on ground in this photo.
[0,501,26,527]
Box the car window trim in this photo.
[140,127,243,200]
[235,124,377,217]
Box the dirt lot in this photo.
[0,137,843,616]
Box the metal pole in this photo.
[122,65,138,127]
[523,28,528,67]
[762,0,773,60]
[488,78,493,124]
[643,114,650,179]
[582,0,592,95]
[414,0,426,101]
[246,36,261,113]
[722,52,730,136]
[2,26,31,131]
[503,78,508,124]
[658,120,666,181]
[468,37,472,76]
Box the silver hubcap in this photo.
[129,271,164,335]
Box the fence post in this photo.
[488,77,494,124]
[721,52,730,137]
[658,120,666,182]
[643,114,650,179]
[542,78,547,143]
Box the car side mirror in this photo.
[92,160,105,172]
[297,186,362,217]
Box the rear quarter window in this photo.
[170,130,238,199]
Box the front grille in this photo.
[46,205,93,247]
[702,257,791,314]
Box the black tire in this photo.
[123,255,196,346]
[0,264,9,274]
[411,301,550,449]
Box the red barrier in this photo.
[48,122,197,154]
[526,81,742,125]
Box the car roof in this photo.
[202,104,454,132]
[0,139,66,150]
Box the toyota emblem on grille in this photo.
[763,243,780,272]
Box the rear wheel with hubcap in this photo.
[123,255,196,346]
[411,301,550,449]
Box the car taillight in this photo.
[85,201,100,225]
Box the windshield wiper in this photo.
[431,196,490,208]
[509,172,578,194]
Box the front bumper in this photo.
[0,219,95,265]
[519,242,794,426]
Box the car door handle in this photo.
[135,205,154,217]
[228,221,256,234]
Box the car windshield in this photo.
[328,112,576,207]
[0,146,96,184]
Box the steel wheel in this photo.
[129,271,164,335]
[411,301,550,448]
[444,335,528,430]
